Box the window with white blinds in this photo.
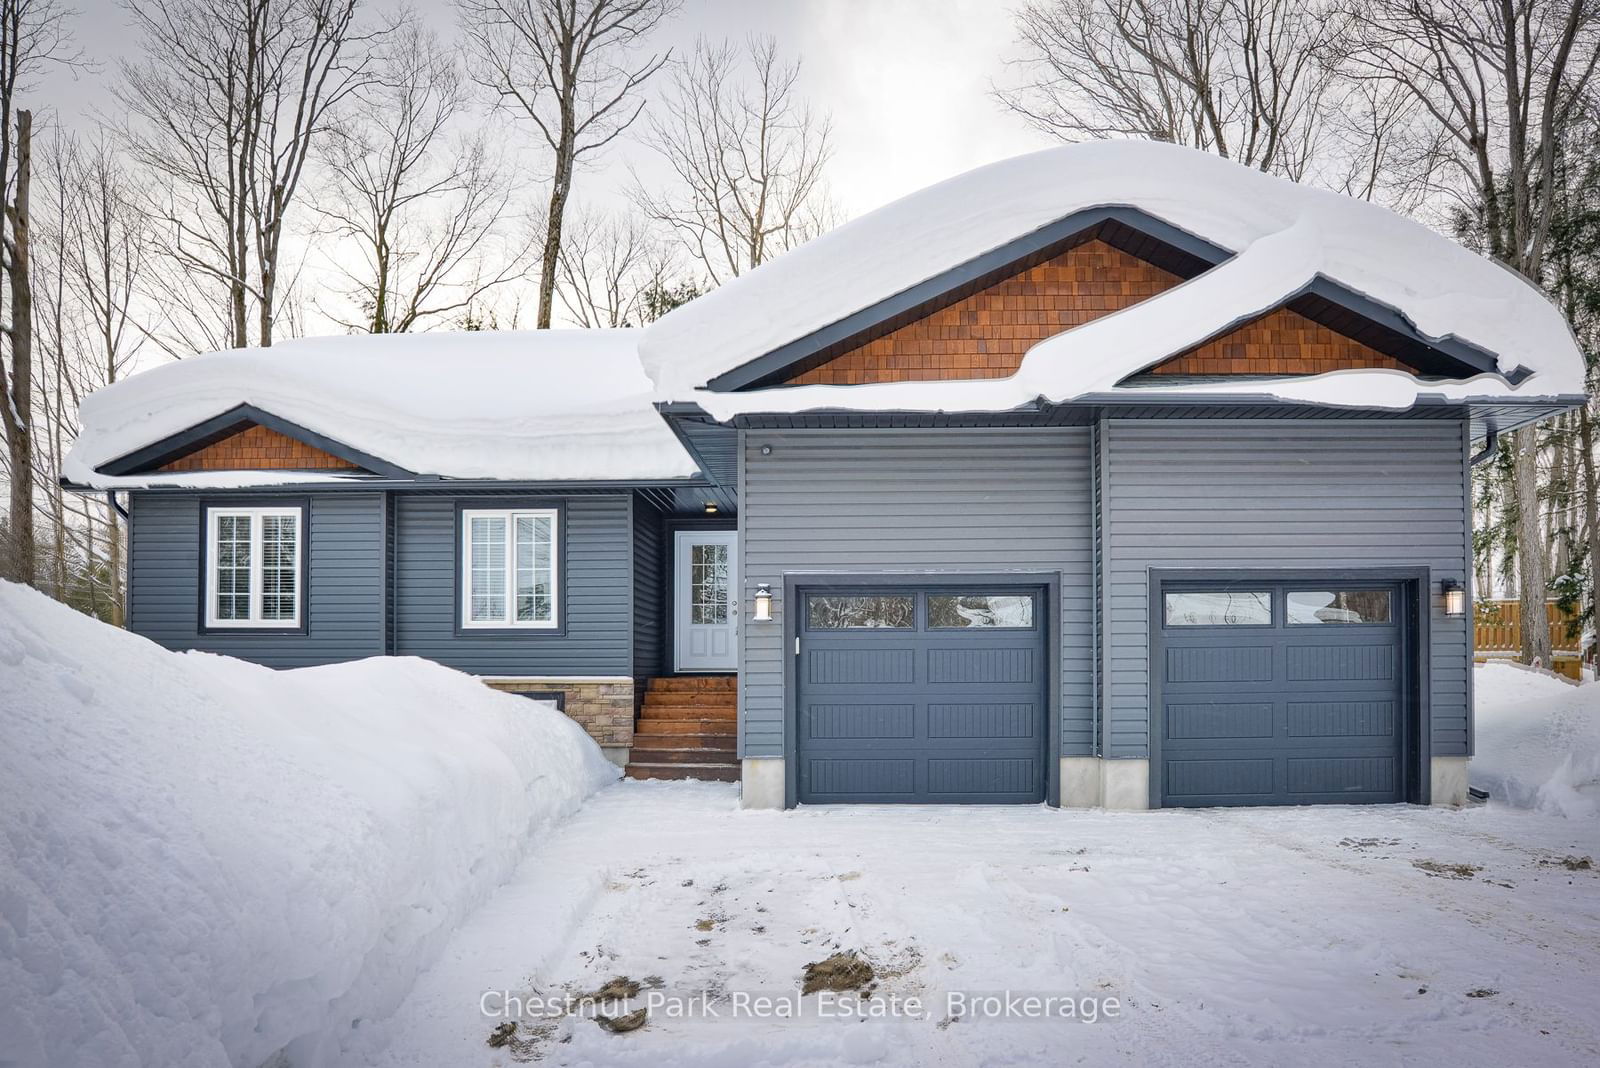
[205,506,302,628]
[462,508,558,628]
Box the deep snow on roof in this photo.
[69,143,1589,481]
[640,140,1586,412]
[65,330,701,488]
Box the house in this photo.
[64,141,1587,811]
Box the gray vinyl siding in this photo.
[739,428,1095,759]
[1101,418,1471,759]
[127,491,385,667]
[632,495,665,679]
[390,493,632,676]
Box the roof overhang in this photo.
[63,476,717,513]
[702,206,1521,393]
[666,395,1584,440]
[95,403,416,479]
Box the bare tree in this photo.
[633,35,834,284]
[59,139,147,621]
[460,0,678,329]
[0,0,72,586]
[1345,0,1600,665]
[315,22,534,332]
[116,0,379,352]
[24,131,147,618]
[554,207,673,326]
[996,0,1353,179]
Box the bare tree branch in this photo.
[631,35,835,285]
[115,0,383,352]
[459,0,679,328]
[313,21,536,332]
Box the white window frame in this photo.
[204,506,303,629]
[460,508,560,629]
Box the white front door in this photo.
[674,531,738,672]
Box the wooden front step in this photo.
[627,676,741,783]
[625,762,740,782]
[635,718,736,735]
[633,730,734,747]
[641,706,736,723]
[641,691,736,708]
[630,744,737,765]
[647,675,737,693]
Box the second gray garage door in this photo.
[1155,581,1408,807]
[796,586,1048,804]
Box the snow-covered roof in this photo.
[65,330,702,489]
[68,143,1589,488]
[639,140,1586,416]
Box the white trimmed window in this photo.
[205,506,302,628]
[462,508,558,628]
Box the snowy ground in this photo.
[356,782,1600,1067]
[1473,662,1600,818]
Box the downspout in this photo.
[1089,419,1100,760]
[104,491,128,520]
[1469,425,1499,467]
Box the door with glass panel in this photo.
[674,531,737,672]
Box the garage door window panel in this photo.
[928,594,1035,629]
[1163,590,1273,627]
[1286,590,1393,625]
[806,594,915,629]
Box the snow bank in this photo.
[642,140,1585,410]
[64,329,700,489]
[1472,662,1600,818]
[0,582,618,1067]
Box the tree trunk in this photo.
[1579,402,1600,661]
[3,110,35,586]
[536,134,574,329]
[107,500,124,627]
[49,465,65,597]
[1552,415,1570,579]
[1478,479,1495,596]
[83,507,99,619]
[258,261,274,347]
[1513,425,1552,665]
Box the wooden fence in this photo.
[1474,599,1583,658]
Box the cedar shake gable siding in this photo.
[787,238,1401,385]
[158,422,361,472]
[1150,307,1404,376]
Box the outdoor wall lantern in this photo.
[753,583,773,622]
[1441,578,1466,617]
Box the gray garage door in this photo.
[1156,581,1407,807]
[797,586,1047,804]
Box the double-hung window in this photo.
[205,506,303,628]
[461,508,559,628]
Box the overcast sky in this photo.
[48,0,1053,219]
[36,1,1057,339]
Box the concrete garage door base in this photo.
[742,756,1469,810]
[1054,756,1469,810]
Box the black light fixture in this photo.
[703,501,718,514]
[1441,578,1466,617]
[752,583,773,622]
